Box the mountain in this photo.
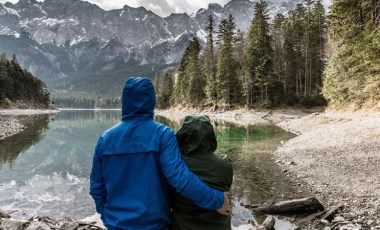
[0,0,306,95]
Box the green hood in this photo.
[176,115,217,155]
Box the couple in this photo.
[90,77,233,230]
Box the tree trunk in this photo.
[252,197,324,214]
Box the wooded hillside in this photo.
[0,53,50,108]
[323,0,380,108]
[155,0,327,109]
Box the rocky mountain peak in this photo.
[0,0,317,84]
[208,3,223,10]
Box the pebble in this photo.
[339,224,362,230]
[320,219,330,225]
[343,213,356,219]
[0,117,25,140]
[273,113,380,228]
[0,214,103,230]
[1,219,28,230]
[25,222,50,230]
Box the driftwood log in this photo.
[252,197,324,215]
[256,216,275,230]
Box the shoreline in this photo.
[1,107,379,228]
[273,111,380,228]
[0,109,59,140]
[155,107,317,125]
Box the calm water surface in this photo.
[0,110,306,228]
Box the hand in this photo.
[217,192,230,216]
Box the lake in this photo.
[0,110,306,229]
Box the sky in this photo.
[0,0,332,17]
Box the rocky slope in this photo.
[0,0,304,92]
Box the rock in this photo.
[333,216,345,223]
[1,219,28,230]
[339,224,362,230]
[0,208,11,218]
[368,220,375,226]
[25,222,50,230]
[320,219,330,225]
[59,222,79,230]
[343,213,356,219]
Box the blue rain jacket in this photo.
[90,77,224,230]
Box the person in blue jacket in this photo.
[89,77,230,230]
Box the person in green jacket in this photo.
[171,115,233,230]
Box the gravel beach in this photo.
[0,109,58,140]
[274,111,380,228]
[2,108,378,228]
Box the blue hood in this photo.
[122,77,156,120]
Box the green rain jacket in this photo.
[171,115,233,230]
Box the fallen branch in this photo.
[252,197,324,215]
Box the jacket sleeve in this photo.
[159,129,224,210]
[89,136,107,216]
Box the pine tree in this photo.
[0,54,50,108]
[245,0,274,106]
[310,0,326,95]
[323,0,380,107]
[161,72,174,108]
[216,15,242,106]
[153,74,162,106]
[173,38,205,106]
[203,15,217,103]
[272,13,286,95]
[173,45,190,105]
[186,38,205,105]
[233,29,246,105]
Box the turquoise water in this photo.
[0,110,305,228]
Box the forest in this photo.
[155,0,327,109]
[0,53,50,108]
[51,92,121,109]
[156,0,380,110]
[323,0,380,108]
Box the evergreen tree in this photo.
[233,29,247,104]
[0,53,50,108]
[173,38,205,106]
[310,0,326,94]
[186,38,205,105]
[323,0,380,107]
[245,0,274,106]
[272,13,286,95]
[216,15,242,106]
[203,15,217,103]
[161,72,174,108]
[173,45,191,105]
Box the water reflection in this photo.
[155,116,305,228]
[0,111,304,229]
[0,115,50,169]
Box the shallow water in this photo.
[0,110,306,228]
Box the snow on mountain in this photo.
[0,0,326,82]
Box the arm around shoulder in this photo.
[158,128,224,210]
